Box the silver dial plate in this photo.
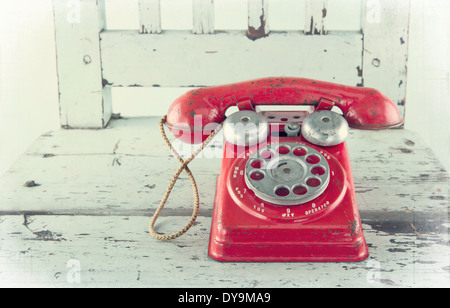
[244,142,330,206]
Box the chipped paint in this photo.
[305,0,327,35]
[247,14,267,40]
[247,0,269,40]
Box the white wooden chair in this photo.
[2,0,450,288]
[53,0,410,128]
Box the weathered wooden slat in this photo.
[0,117,447,215]
[0,215,448,287]
[192,0,214,34]
[360,0,410,120]
[305,0,328,35]
[100,30,363,87]
[247,0,269,40]
[139,0,162,34]
[52,0,111,128]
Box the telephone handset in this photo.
[165,77,403,144]
[150,77,403,262]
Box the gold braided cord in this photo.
[148,115,223,240]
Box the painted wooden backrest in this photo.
[53,0,410,128]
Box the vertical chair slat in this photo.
[247,0,269,40]
[53,0,112,128]
[360,0,410,119]
[193,0,215,34]
[139,0,161,34]
[305,0,328,35]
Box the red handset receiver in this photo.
[165,77,403,144]
[150,77,403,262]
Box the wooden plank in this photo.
[192,0,214,34]
[247,0,269,40]
[52,0,112,128]
[0,153,221,214]
[139,0,162,34]
[100,30,363,87]
[0,117,447,215]
[305,0,328,35]
[361,0,410,120]
[0,214,448,287]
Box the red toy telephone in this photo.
[150,77,403,262]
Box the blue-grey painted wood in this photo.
[0,214,448,287]
[0,116,447,287]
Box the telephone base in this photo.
[208,239,369,262]
[208,212,369,262]
[207,140,369,262]
[208,198,369,262]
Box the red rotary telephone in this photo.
[151,77,403,262]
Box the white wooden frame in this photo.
[53,0,111,128]
[53,0,410,128]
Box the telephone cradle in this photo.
[152,77,403,262]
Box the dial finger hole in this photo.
[306,154,320,164]
[260,150,274,160]
[277,146,290,155]
[250,171,265,181]
[293,185,308,196]
[275,186,290,197]
[306,177,321,187]
[311,166,326,176]
[293,147,307,157]
[251,159,264,169]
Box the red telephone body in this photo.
[165,77,403,262]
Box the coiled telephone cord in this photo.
[148,115,223,240]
